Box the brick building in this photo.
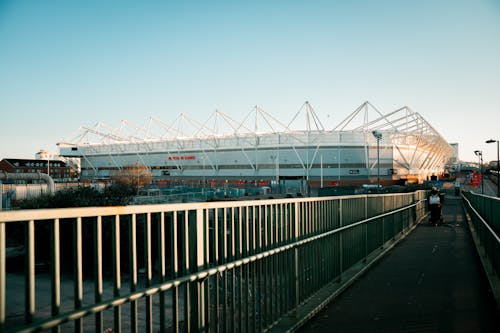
[0,158,76,182]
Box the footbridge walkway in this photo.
[296,194,499,333]
[0,189,498,332]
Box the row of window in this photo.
[12,162,64,168]
[14,169,72,177]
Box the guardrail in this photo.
[461,191,500,281]
[0,191,427,333]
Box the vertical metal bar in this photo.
[159,212,166,333]
[268,206,273,324]
[273,244,278,323]
[245,206,250,256]
[262,257,267,329]
[221,208,227,333]
[238,207,243,333]
[129,214,138,333]
[195,208,206,332]
[237,206,243,259]
[257,206,262,251]
[51,219,60,333]
[214,208,220,331]
[244,206,250,333]
[204,210,211,332]
[339,200,343,282]
[254,259,259,332]
[215,208,219,263]
[0,223,5,333]
[231,207,236,260]
[263,205,272,327]
[260,259,266,331]
[74,217,83,333]
[94,216,103,333]
[293,202,300,312]
[215,271,220,333]
[264,205,268,249]
[276,250,281,321]
[145,213,153,333]
[325,202,330,282]
[184,211,191,333]
[364,197,368,263]
[381,196,385,249]
[223,208,227,261]
[205,209,210,268]
[25,220,35,324]
[112,215,121,333]
[313,203,319,291]
[244,263,250,333]
[172,212,179,333]
[230,210,236,333]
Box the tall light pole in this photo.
[201,156,207,194]
[486,139,500,197]
[270,155,279,193]
[474,150,484,195]
[372,130,383,192]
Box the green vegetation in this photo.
[13,183,136,209]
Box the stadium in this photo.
[58,102,454,193]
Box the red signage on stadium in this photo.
[168,155,195,160]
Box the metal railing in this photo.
[462,191,500,278]
[0,191,427,333]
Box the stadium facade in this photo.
[58,102,454,190]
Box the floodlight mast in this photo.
[372,131,382,191]
[474,150,484,195]
[486,139,499,197]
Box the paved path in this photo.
[297,197,499,333]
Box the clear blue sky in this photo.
[1,0,499,163]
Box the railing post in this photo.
[74,217,83,333]
[0,222,5,333]
[364,196,368,263]
[293,201,300,314]
[195,208,206,331]
[129,214,138,333]
[381,196,385,249]
[51,219,60,333]
[339,199,343,282]
[94,216,103,333]
[25,220,35,324]
[112,215,121,333]
[158,212,166,333]
[145,213,153,333]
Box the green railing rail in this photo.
[462,191,500,278]
[0,191,427,333]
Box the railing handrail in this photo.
[6,196,425,333]
[1,190,427,333]
[462,193,500,244]
[0,191,416,223]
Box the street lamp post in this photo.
[474,150,484,195]
[486,139,500,197]
[201,156,207,194]
[270,155,280,193]
[372,130,383,192]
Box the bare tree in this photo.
[111,164,152,192]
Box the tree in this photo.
[111,164,152,192]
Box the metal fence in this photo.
[462,191,500,278]
[1,183,81,203]
[0,191,427,333]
